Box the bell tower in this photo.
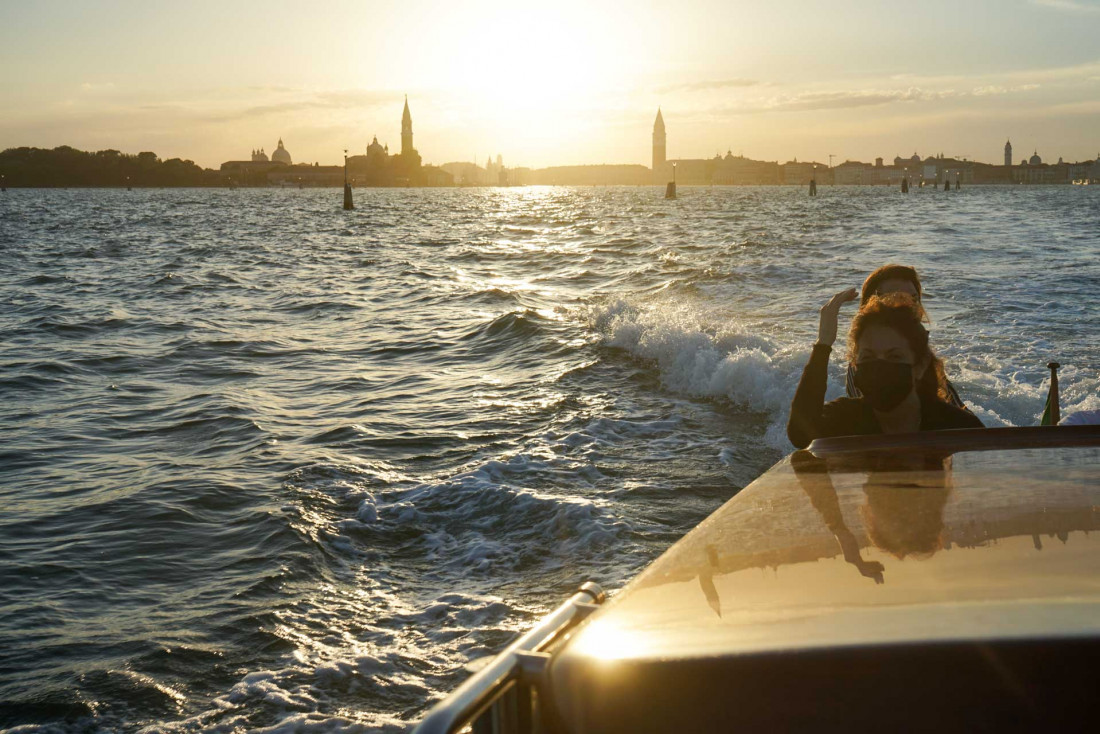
[652,108,666,173]
[1004,139,1012,167]
[401,96,414,156]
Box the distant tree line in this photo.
[0,146,222,187]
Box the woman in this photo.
[786,292,983,449]
[844,264,966,408]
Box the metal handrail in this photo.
[413,581,606,734]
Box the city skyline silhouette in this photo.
[2,1,1099,169]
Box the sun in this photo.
[424,3,638,149]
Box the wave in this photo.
[455,310,573,361]
[590,295,1100,446]
[590,297,816,448]
[5,185,1098,734]
[309,452,623,576]
[463,310,545,340]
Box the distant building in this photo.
[892,153,922,170]
[344,97,449,187]
[221,142,289,185]
[440,161,483,185]
[663,157,712,184]
[218,99,450,187]
[1004,139,1012,167]
[1013,151,1060,184]
[220,160,283,185]
[267,162,344,187]
[781,159,831,185]
[832,160,875,185]
[922,156,939,183]
[365,135,388,167]
[648,108,787,184]
[271,139,292,165]
[401,97,414,156]
[484,154,505,184]
[652,108,666,178]
[532,164,652,185]
[970,161,1013,184]
[439,155,507,186]
[711,151,780,184]
[220,140,294,185]
[1066,159,1098,183]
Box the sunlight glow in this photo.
[570,619,653,661]
[3,0,1099,167]
[416,3,640,158]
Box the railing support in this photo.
[414,582,605,734]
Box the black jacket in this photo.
[787,344,984,449]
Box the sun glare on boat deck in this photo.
[569,619,651,662]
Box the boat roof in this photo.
[548,426,1100,730]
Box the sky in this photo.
[1,0,1099,169]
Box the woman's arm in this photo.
[787,289,858,449]
[791,451,884,583]
[787,344,834,448]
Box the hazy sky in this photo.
[2,0,1099,169]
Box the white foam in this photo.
[224,670,316,710]
[591,298,841,450]
[590,296,1098,448]
[355,497,378,524]
[246,713,381,733]
[953,360,1100,427]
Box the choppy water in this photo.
[1,185,1098,732]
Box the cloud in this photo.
[657,78,760,93]
[1030,0,1100,13]
[885,59,1100,89]
[79,82,116,93]
[757,87,958,112]
[202,89,403,123]
[693,83,1041,117]
[971,83,1040,95]
[246,85,298,93]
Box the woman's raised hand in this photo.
[817,287,859,347]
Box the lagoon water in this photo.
[1,185,1098,732]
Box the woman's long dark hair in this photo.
[847,293,950,403]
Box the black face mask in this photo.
[854,360,914,412]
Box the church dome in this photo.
[1029,151,1042,165]
[367,135,385,155]
[271,138,292,165]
